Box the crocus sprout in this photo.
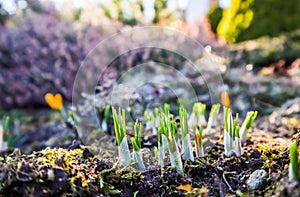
[289,141,299,181]
[112,107,131,167]
[224,107,236,156]
[130,120,146,171]
[188,102,207,128]
[180,106,194,161]
[157,111,169,167]
[157,106,183,174]
[234,123,242,157]
[240,111,258,141]
[167,122,183,174]
[193,125,204,157]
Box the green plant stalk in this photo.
[167,133,183,174]
[289,141,299,181]
[235,124,242,157]
[68,110,79,127]
[240,111,258,141]
[224,107,235,156]
[131,120,142,151]
[112,107,131,167]
[207,104,220,129]
[189,102,207,128]
[157,112,169,167]
[158,106,183,173]
[112,108,126,146]
[166,112,177,154]
[164,103,170,115]
[157,128,164,166]
[180,107,194,161]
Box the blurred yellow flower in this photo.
[221,91,230,108]
[45,93,63,110]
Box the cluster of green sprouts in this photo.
[111,102,257,173]
[223,107,257,156]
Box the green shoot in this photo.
[235,124,240,139]
[207,104,220,129]
[157,110,170,167]
[167,129,183,174]
[180,106,194,161]
[112,107,126,146]
[289,141,299,181]
[180,107,189,138]
[224,107,235,156]
[130,120,142,151]
[245,111,258,129]
[157,106,183,173]
[171,118,178,142]
[240,111,258,141]
[68,110,79,126]
[164,103,170,115]
[112,107,130,167]
[189,102,207,128]
[193,102,206,117]
[131,120,146,171]
[235,123,242,157]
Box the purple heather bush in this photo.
[0,12,118,109]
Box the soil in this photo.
[0,112,299,197]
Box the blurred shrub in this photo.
[210,0,300,43]
[207,6,223,33]
[0,14,106,109]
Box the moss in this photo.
[257,144,288,172]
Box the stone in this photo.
[247,169,268,191]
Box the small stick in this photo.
[222,171,236,193]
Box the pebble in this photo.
[247,169,268,191]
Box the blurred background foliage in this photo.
[0,0,300,109]
[209,0,300,43]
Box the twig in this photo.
[222,171,236,193]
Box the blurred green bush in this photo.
[209,0,300,43]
